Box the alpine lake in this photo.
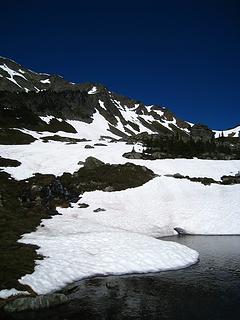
[2,235,240,320]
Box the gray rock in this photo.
[84,157,105,169]
[104,186,115,192]
[190,124,214,142]
[84,145,94,149]
[4,294,68,312]
[235,171,240,177]
[94,143,107,146]
[78,203,89,208]
[122,152,143,159]
[174,227,187,235]
[172,173,184,179]
[221,175,240,185]
[93,208,106,213]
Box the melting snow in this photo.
[88,86,98,94]
[66,111,116,140]
[99,100,107,110]
[39,115,55,124]
[19,229,198,294]
[214,126,240,138]
[0,289,30,299]
[18,69,25,74]
[40,78,51,84]
[0,63,27,88]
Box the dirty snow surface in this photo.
[0,124,239,295]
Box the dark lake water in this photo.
[3,236,240,320]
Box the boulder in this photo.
[78,203,89,208]
[84,157,105,169]
[122,152,143,159]
[172,173,184,179]
[93,208,106,213]
[221,175,240,185]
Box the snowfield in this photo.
[72,176,240,236]
[19,231,198,294]
[0,121,240,296]
[1,139,240,180]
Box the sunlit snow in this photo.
[0,99,239,296]
[19,230,198,294]
[88,86,98,94]
[40,78,51,84]
[214,125,240,138]
[0,63,27,88]
[0,289,30,299]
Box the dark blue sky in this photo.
[1,0,240,129]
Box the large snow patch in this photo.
[19,230,198,294]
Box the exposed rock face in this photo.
[123,151,144,159]
[4,294,68,312]
[0,56,79,93]
[84,157,105,169]
[0,157,21,167]
[221,175,240,185]
[190,124,214,142]
[0,128,36,145]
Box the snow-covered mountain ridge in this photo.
[0,56,239,139]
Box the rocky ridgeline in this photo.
[0,56,215,141]
[1,56,240,144]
